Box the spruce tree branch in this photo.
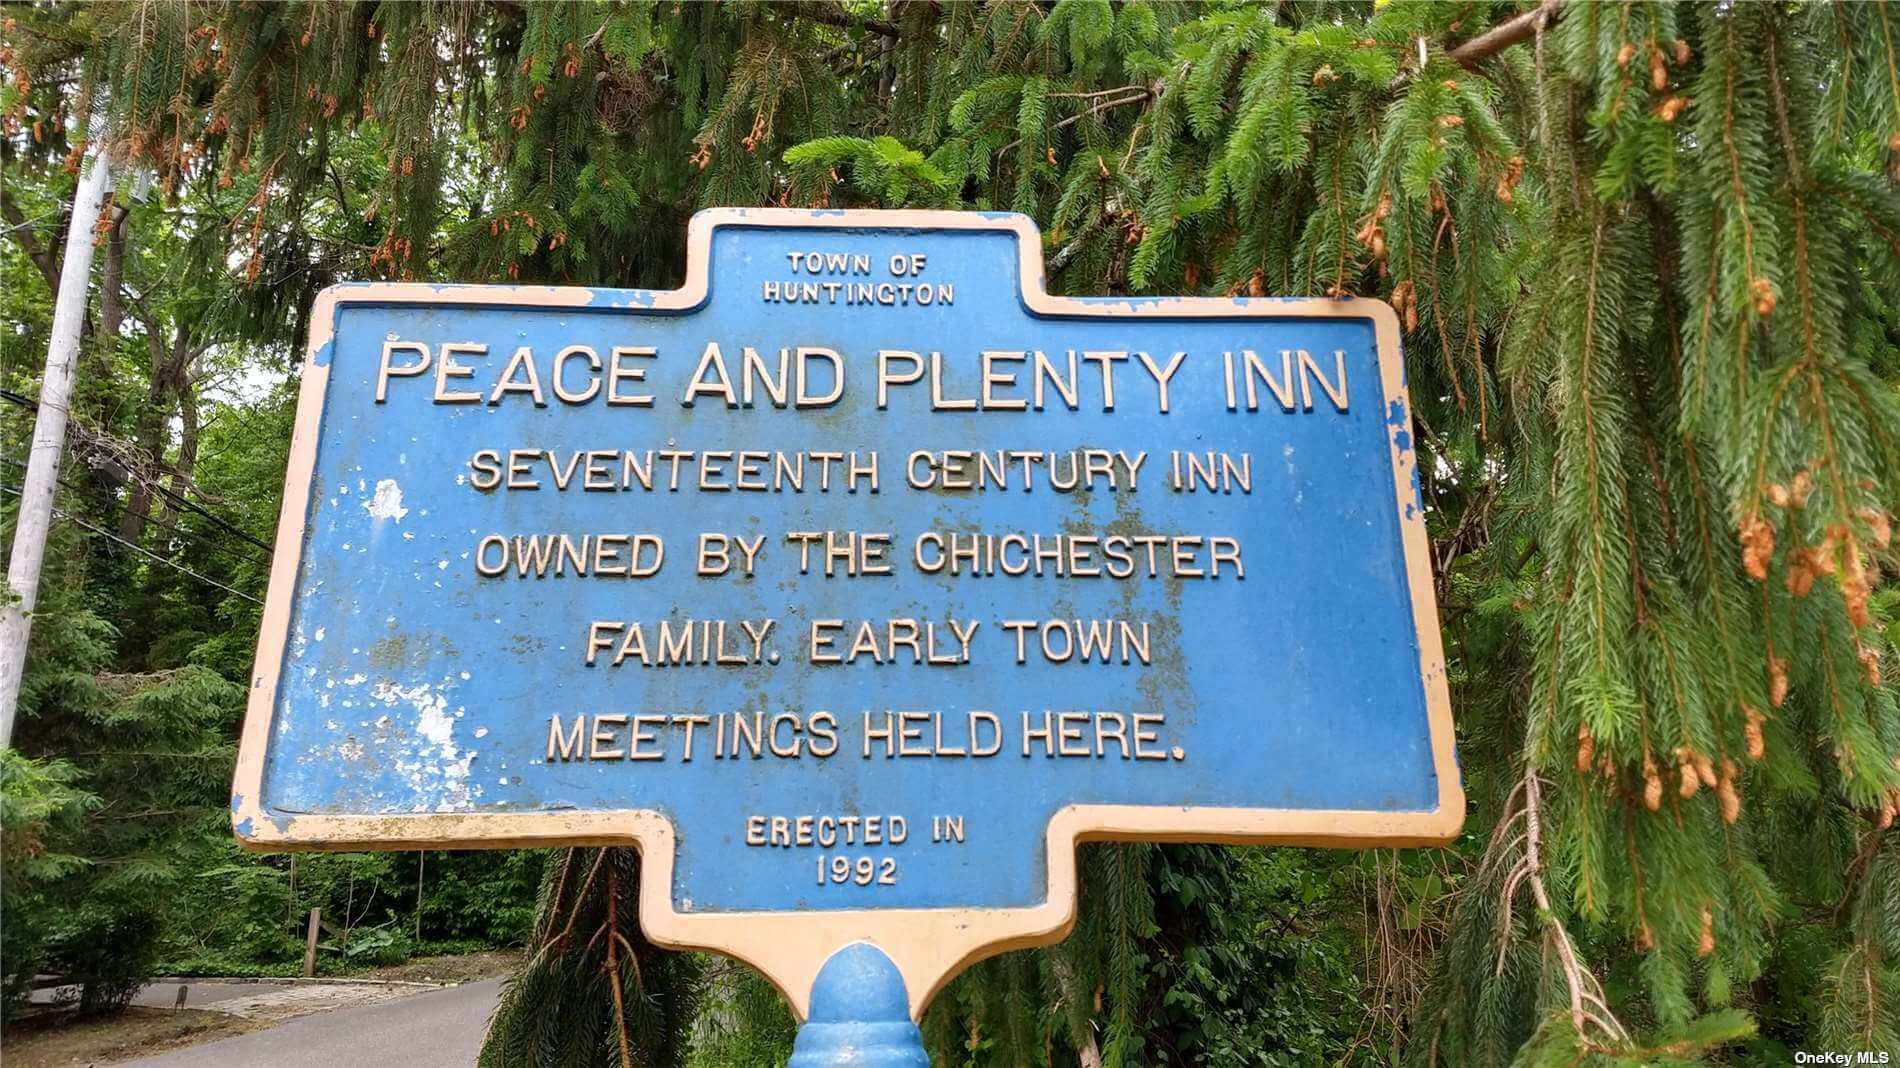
[605,867,636,1068]
[996,84,1160,157]
[527,849,607,970]
[1832,826,1887,922]
[769,1,900,40]
[1050,85,1147,100]
[1447,0,1565,70]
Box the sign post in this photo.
[233,209,1460,1060]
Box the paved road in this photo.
[122,977,505,1067]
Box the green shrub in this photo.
[0,750,97,1023]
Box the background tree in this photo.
[3,1,1897,1064]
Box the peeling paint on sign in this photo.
[364,479,409,522]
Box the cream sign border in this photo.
[232,208,1463,1021]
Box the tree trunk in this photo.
[117,318,188,546]
[155,364,200,553]
[0,182,63,294]
[116,357,164,545]
[98,200,128,346]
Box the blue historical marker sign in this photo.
[234,209,1459,1028]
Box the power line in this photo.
[0,450,273,581]
[0,208,61,236]
[141,472,275,555]
[1,452,90,498]
[0,389,274,556]
[0,482,264,605]
[0,386,69,418]
[0,452,275,562]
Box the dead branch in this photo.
[997,81,1162,158]
[1497,772,1631,1046]
[1448,0,1565,70]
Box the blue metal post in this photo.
[788,943,930,1067]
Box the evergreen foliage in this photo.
[3,1,1898,1064]
[0,747,97,1022]
[481,847,704,1068]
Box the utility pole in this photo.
[0,149,113,746]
